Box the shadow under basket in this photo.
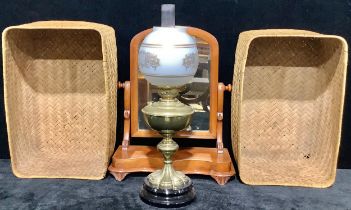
[231,29,348,187]
[2,21,117,179]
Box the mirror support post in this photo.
[118,81,131,151]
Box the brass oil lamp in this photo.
[138,4,199,207]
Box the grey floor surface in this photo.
[0,159,350,210]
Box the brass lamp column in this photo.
[138,4,199,207]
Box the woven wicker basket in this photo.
[2,21,117,179]
[231,29,348,187]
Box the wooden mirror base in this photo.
[108,145,235,185]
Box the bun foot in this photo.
[110,171,129,181]
[211,175,231,185]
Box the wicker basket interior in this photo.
[236,36,346,187]
[4,28,112,179]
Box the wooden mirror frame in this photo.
[130,27,218,139]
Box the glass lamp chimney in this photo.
[161,4,175,27]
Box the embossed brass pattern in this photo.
[145,133,192,189]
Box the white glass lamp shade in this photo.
[138,26,199,87]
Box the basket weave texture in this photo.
[2,21,117,179]
[231,29,348,187]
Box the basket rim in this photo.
[3,20,115,30]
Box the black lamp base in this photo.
[139,179,196,208]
